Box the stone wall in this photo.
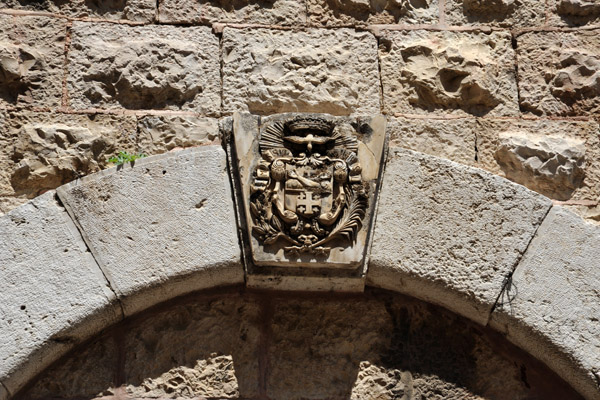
[16,288,584,400]
[0,0,599,222]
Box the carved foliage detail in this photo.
[249,116,368,255]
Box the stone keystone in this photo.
[229,113,387,292]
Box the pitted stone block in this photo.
[368,148,552,325]
[490,206,600,400]
[56,146,242,316]
[0,192,122,396]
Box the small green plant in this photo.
[107,151,147,166]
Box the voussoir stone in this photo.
[445,0,546,27]
[490,206,600,400]
[0,192,122,397]
[517,30,600,116]
[56,146,242,317]
[158,0,306,25]
[380,30,519,117]
[367,148,552,325]
[67,23,220,112]
[222,28,380,116]
[0,15,65,109]
[0,0,156,22]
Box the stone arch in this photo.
[0,145,598,399]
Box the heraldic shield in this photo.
[231,112,386,281]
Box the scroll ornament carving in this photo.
[249,117,368,255]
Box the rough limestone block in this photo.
[158,0,306,25]
[367,148,552,325]
[0,192,122,396]
[477,119,600,202]
[548,0,600,26]
[56,147,243,317]
[445,0,546,27]
[380,30,519,117]
[518,30,600,116]
[137,115,220,155]
[387,117,477,166]
[0,15,65,108]
[67,23,220,112]
[0,0,156,22]
[222,28,380,116]
[490,206,600,400]
[124,295,261,398]
[0,112,137,208]
[307,0,438,26]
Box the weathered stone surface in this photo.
[16,291,583,400]
[0,192,122,395]
[0,0,156,22]
[22,334,118,400]
[380,30,518,116]
[0,15,65,108]
[0,112,137,209]
[518,30,600,116]
[56,147,242,316]
[67,23,220,112]
[158,0,306,24]
[368,148,552,325]
[307,0,438,26]
[387,117,477,165]
[124,295,261,399]
[445,0,546,27]
[477,119,600,203]
[222,28,380,116]
[266,296,392,399]
[490,206,600,400]
[137,115,220,155]
[549,0,600,26]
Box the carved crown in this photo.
[285,117,334,136]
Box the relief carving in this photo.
[249,116,368,255]
[230,112,386,290]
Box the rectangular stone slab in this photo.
[56,147,242,316]
[0,192,122,395]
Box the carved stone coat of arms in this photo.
[230,112,386,290]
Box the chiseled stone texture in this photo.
[137,115,219,155]
[380,30,518,117]
[445,0,546,27]
[22,334,118,400]
[548,0,600,26]
[518,30,600,116]
[0,111,137,210]
[477,119,600,202]
[18,291,582,400]
[387,117,477,166]
[124,294,261,398]
[307,0,438,26]
[0,0,156,22]
[368,148,552,325]
[0,15,65,108]
[158,0,306,25]
[67,23,220,112]
[222,28,380,116]
[56,147,242,317]
[490,206,600,400]
[0,192,122,396]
